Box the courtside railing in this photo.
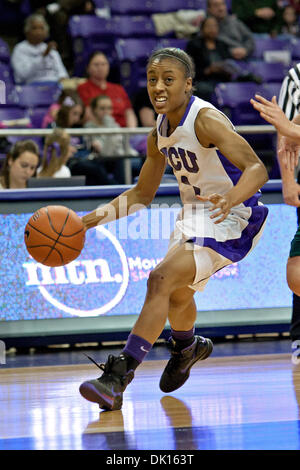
[0,125,276,184]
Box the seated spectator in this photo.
[186,16,233,101]
[84,95,126,158]
[41,88,82,128]
[0,140,39,189]
[289,0,300,14]
[49,93,85,150]
[280,5,300,36]
[84,95,142,183]
[207,0,255,60]
[37,128,75,178]
[11,13,68,85]
[77,51,138,128]
[232,0,282,36]
[50,92,118,185]
[46,0,96,72]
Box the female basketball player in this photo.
[79,48,269,411]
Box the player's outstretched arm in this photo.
[82,128,166,230]
[251,94,300,172]
[195,108,269,223]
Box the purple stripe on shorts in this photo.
[193,204,268,262]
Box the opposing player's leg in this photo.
[79,243,198,410]
[287,257,300,297]
[159,286,213,393]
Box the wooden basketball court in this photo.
[1,345,300,451]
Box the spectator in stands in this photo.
[231,0,283,36]
[0,140,39,189]
[37,128,75,178]
[77,51,138,128]
[84,95,143,183]
[11,14,68,85]
[288,0,300,15]
[84,95,126,158]
[51,92,118,185]
[46,0,96,72]
[207,0,255,60]
[280,5,300,36]
[186,16,233,101]
[41,88,82,128]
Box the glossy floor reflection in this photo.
[0,348,300,450]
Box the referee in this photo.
[277,63,300,342]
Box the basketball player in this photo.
[251,93,300,299]
[79,48,269,411]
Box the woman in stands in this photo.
[77,51,138,128]
[0,140,39,189]
[11,14,68,85]
[50,92,119,185]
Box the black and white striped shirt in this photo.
[278,63,300,120]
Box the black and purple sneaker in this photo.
[79,354,134,411]
[159,335,213,393]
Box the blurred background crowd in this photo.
[0,0,299,188]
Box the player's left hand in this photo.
[197,193,231,224]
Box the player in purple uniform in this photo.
[79,48,269,411]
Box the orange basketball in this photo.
[24,205,86,267]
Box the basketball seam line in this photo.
[42,208,72,265]
[27,222,82,252]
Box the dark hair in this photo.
[200,15,219,32]
[57,88,81,106]
[0,140,39,188]
[90,94,111,112]
[86,51,109,78]
[55,93,84,128]
[147,47,195,80]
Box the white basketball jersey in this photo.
[157,95,245,206]
[156,95,269,263]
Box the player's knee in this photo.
[147,268,171,297]
[287,257,300,296]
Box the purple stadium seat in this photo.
[252,37,291,62]
[110,0,206,14]
[215,82,264,122]
[0,62,14,86]
[214,82,276,173]
[112,15,157,38]
[159,38,188,50]
[26,107,48,128]
[0,107,27,123]
[115,38,158,62]
[110,0,157,15]
[150,0,204,12]
[15,84,61,108]
[261,82,281,101]
[93,0,108,8]
[69,15,114,38]
[290,39,300,61]
[2,84,20,107]
[0,39,10,63]
[69,15,117,76]
[115,38,159,96]
[247,61,288,83]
